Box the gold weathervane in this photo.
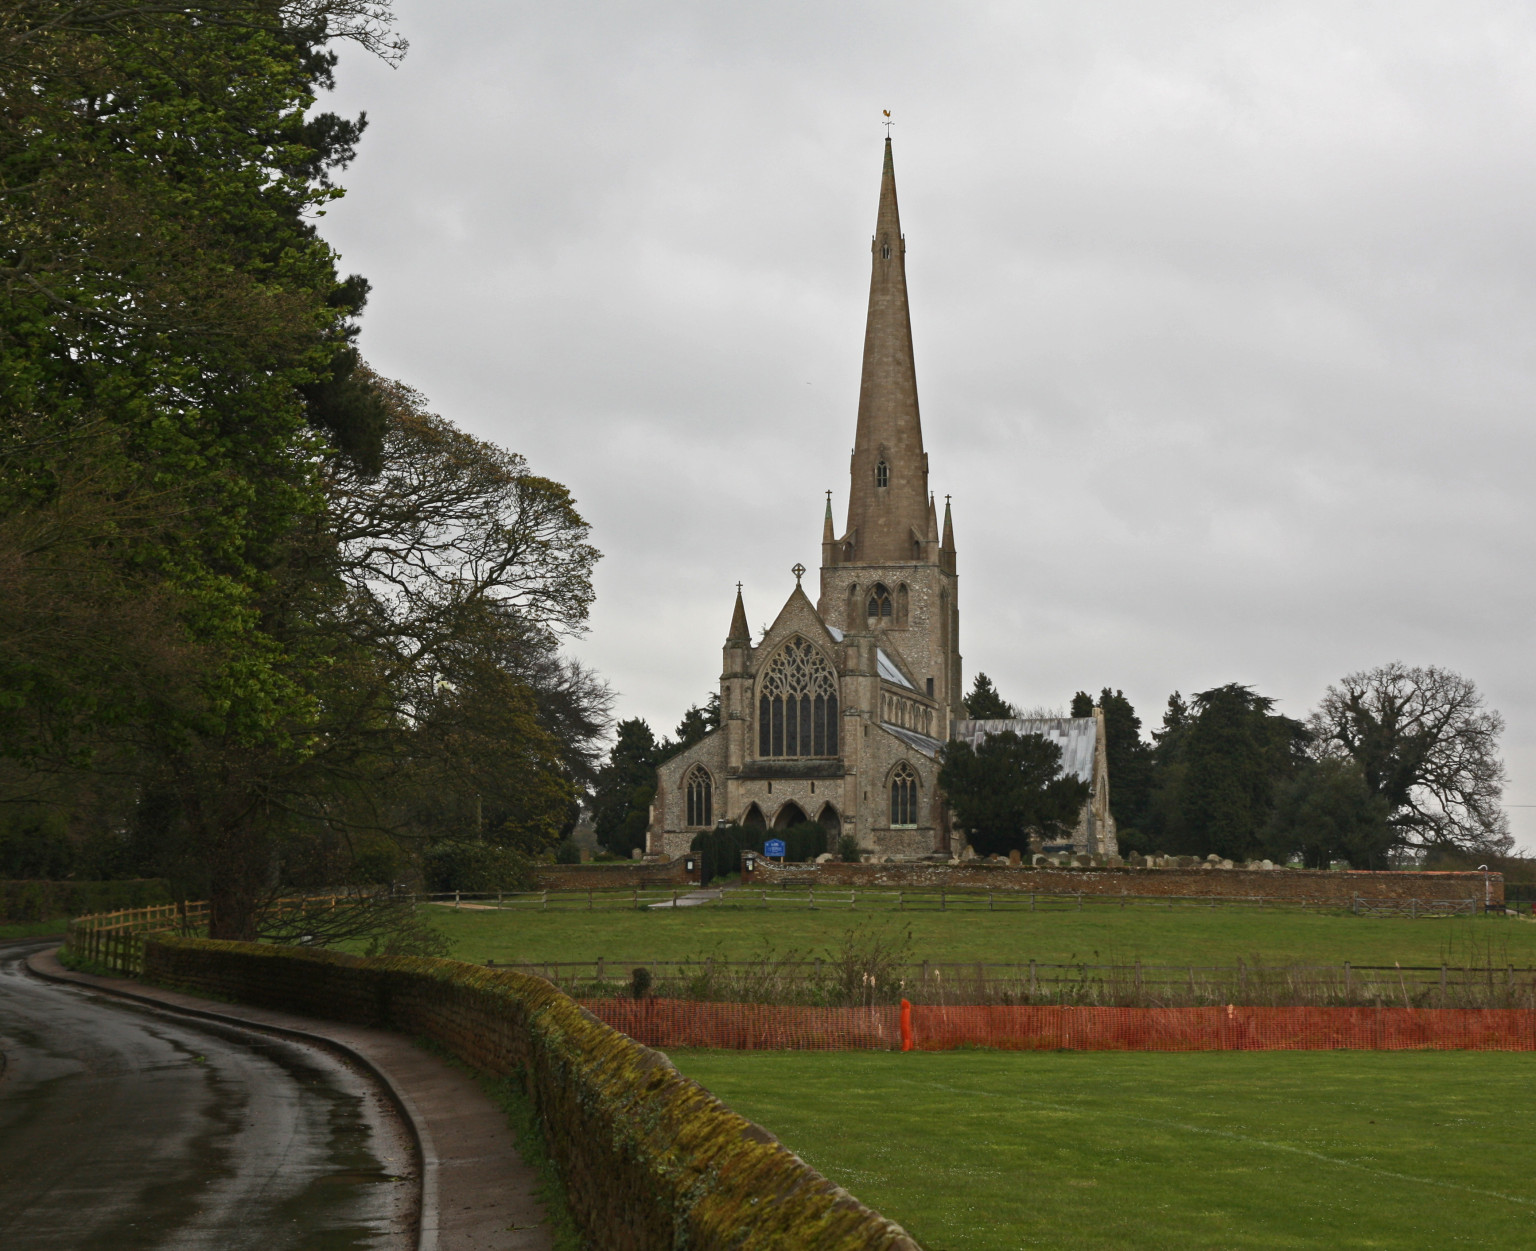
[882,109,893,137]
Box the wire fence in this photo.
[582,999,1536,1052]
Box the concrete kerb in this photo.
[26,946,443,1251]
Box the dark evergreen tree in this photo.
[939,731,1090,856]
[963,673,1015,720]
[592,719,660,857]
[1171,684,1307,861]
[1267,758,1393,869]
[1070,691,1094,717]
[659,693,721,763]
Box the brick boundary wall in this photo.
[741,860,1503,907]
[531,859,699,891]
[140,937,918,1251]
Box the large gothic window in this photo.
[866,583,892,622]
[686,767,713,827]
[757,636,839,758]
[890,762,919,827]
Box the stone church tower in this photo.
[646,138,1113,862]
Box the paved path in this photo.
[4,944,551,1251]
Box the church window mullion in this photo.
[772,697,784,756]
[785,696,798,757]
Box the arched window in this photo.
[890,763,918,827]
[876,460,889,488]
[895,584,909,626]
[866,583,892,623]
[757,636,839,758]
[881,241,891,260]
[685,767,713,828]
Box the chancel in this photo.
[649,138,1116,861]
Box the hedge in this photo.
[141,936,921,1251]
[1,879,171,923]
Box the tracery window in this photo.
[876,460,889,488]
[686,766,713,828]
[866,583,892,622]
[757,636,839,758]
[890,762,918,827]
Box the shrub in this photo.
[554,839,582,865]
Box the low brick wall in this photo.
[142,937,916,1251]
[741,860,1503,907]
[532,858,700,891]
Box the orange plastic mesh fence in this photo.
[580,1000,1536,1052]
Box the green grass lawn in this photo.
[0,918,68,941]
[422,903,1536,969]
[671,1049,1536,1250]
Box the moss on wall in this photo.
[142,937,921,1251]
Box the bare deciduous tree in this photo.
[1309,663,1511,856]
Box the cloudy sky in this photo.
[322,2,1536,847]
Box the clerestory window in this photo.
[757,636,839,758]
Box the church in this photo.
[647,138,1117,862]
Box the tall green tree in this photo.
[592,719,660,857]
[1267,758,1393,870]
[963,673,1015,720]
[1157,684,1307,861]
[939,730,1089,857]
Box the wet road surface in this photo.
[0,943,415,1250]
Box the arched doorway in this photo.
[817,804,842,839]
[741,803,767,829]
[773,801,808,830]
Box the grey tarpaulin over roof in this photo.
[824,625,915,690]
[951,718,1097,782]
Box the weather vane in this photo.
[882,109,893,137]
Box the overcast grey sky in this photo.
[323,2,1536,848]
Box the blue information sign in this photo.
[764,839,787,859]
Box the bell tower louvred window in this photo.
[756,636,839,758]
[866,583,892,622]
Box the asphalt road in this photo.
[0,942,415,1250]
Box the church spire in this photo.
[842,137,928,565]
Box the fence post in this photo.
[940,888,946,912]
[1078,893,1083,912]
[1345,962,1352,997]
[899,891,904,911]
[988,890,993,911]
[454,890,461,909]
[1029,959,1037,998]
[588,888,593,911]
[543,890,549,912]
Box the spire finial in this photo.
[792,563,806,585]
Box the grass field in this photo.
[422,904,1536,969]
[671,1049,1536,1249]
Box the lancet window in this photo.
[876,460,889,488]
[890,763,918,827]
[685,766,713,828]
[867,583,893,622]
[757,636,839,758]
